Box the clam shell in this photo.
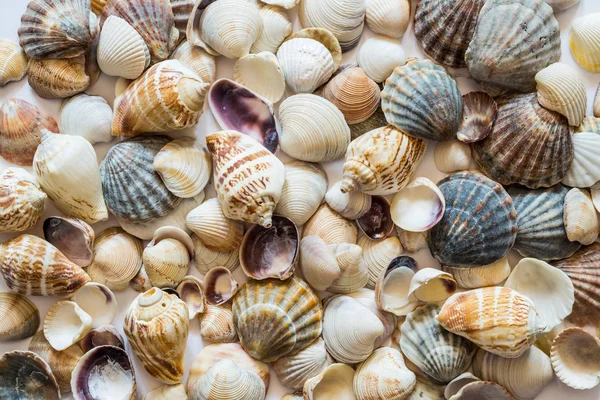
[0,351,60,399]
[562,132,600,188]
[273,337,333,390]
[374,256,418,316]
[79,324,125,353]
[382,59,462,142]
[0,234,90,297]
[262,0,298,8]
[204,267,238,306]
[171,40,216,85]
[143,228,192,288]
[0,98,58,166]
[354,347,416,400]
[43,217,94,267]
[177,275,205,319]
[234,52,286,104]
[328,243,368,293]
[406,376,445,400]
[71,282,118,328]
[347,289,396,349]
[200,304,237,344]
[189,359,265,400]
[303,363,356,400]
[59,94,113,145]
[570,13,600,73]
[326,180,372,220]
[279,94,350,162]
[396,228,427,253]
[277,38,335,94]
[428,172,518,267]
[444,372,481,399]
[192,234,240,274]
[186,198,244,252]
[365,0,410,38]
[0,39,27,86]
[357,36,406,83]
[43,300,93,351]
[28,56,90,99]
[391,177,445,233]
[284,27,342,70]
[0,292,39,341]
[442,257,511,289]
[356,195,395,240]
[232,276,323,362]
[536,62,586,126]
[408,268,457,303]
[456,92,497,143]
[564,188,599,245]
[303,204,358,244]
[360,234,402,289]
[144,384,188,400]
[550,327,600,390]
[433,141,471,174]
[251,5,292,54]
[0,168,46,233]
[449,381,512,400]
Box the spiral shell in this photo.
[0,40,27,86]
[536,62,586,126]
[172,40,216,85]
[27,56,90,99]
[0,168,46,233]
[0,292,39,342]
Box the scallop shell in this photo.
[144,383,188,400]
[325,181,372,220]
[457,92,497,144]
[0,292,39,341]
[365,0,410,38]
[536,62,586,126]
[374,256,418,316]
[189,359,266,400]
[71,282,118,328]
[206,130,285,228]
[0,40,27,86]
[562,132,600,188]
[59,94,113,145]
[396,228,427,253]
[192,234,240,274]
[570,13,600,73]
[0,98,58,166]
[251,5,292,54]
[28,56,90,99]
[0,168,46,233]
[43,216,94,267]
[0,351,60,399]
[186,198,243,252]
[408,268,457,303]
[284,27,343,70]
[382,59,462,142]
[356,36,406,83]
[200,304,237,344]
[43,300,93,351]
[564,188,599,245]
[232,276,323,362]
[171,0,194,41]
[442,257,511,289]
[143,227,193,288]
[551,327,600,390]
[124,288,189,384]
[204,267,238,306]
[360,235,402,289]
[303,204,358,244]
[391,177,445,233]
[0,234,90,297]
[79,324,125,353]
[303,363,356,400]
[177,275,205,319]
[171,41,216,85]
[273,337,333,390]
[277,38,335,94]
[433,141,472,174]
[428,172,518,267]
[234,52,286,104]
[354,347,416,400]
[279,94,350,162]
[438,287,546,358]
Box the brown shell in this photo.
[0,292,40,341]
[457,91,497,143]
[27,56,90,99]
[200,304,238,344]
[170,0,194,42]
[0,351,60,399]
[43,217,94,267]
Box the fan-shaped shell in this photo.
[59,94,113,145]
[234,52,286,104]
[189,359,266,400]
[0,351,60,399]
[200,304,237,344]
[457,91,497,144]
[0,168,46,233]
[562,132,600,188]
[192,234,240,274]
[536,62,586,126]
[251,5,292,54]
[433,141,472,174]
[356,36,406,83]
[186,198,244,252]
[284,27,343,70]
[550,327,600,390]
[27,56,90,99]
[172,41,216,85]
[570,13,600,73]
[365,0,410,38]
[0,40,27,86]
[273,337,333,390]
[354,347,416,400]
[277,38,336,94]
[0,292,39,341]
[303,204,358,244]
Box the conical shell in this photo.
[570,13,600,73]
[303,204,358,245]
[186,198,243,252]
[172,41,216,85]
[33,131,108,223]
[232,276,323,362]
[43,216,94,267]
[465,0,561,95]
[112,60,208,137]
[536,62,586,126]
[0,40,27,86]
[59,93,113,145]
[0,351,60,399]
[0,168,46,233]
[457,91,497,144]
[428,172,518,267]
[144,383,188,400]
[326,181,372,220]
[71,282,118,328]
[192,234,240,274]
[279,94,350,162]
[234,52,286,104]
[359,235,402,289]
[0,234,90,297]
[0,292,39,341]
[189,359,266,400]
[381,59,462,142]
[564,188,599,245]
[206,130,285,228]
[28,56,90,99]
[177,275,205,320]
[204,267,238,305]
[433,141,471,174]
[562,132,600,188]
[303,363,356,400]
[273,337,333,390]
[200,304,237,344]
[79,324,125,353]
[251,5,292,54]
[443,257,511,289]
[356,36,406,83]
[0,98,58,166]
[277,38,336,94]
[550,327,600,390]
[124,288,189,384]
[171,0,194,41]
[365,0,410,38]
[43,300,93,351]
[438,287,546,358]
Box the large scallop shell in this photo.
[251,5,292,54]
[234,52,286,104]
[277,38,335,94]
[0,168,46,233]
[550,327,600,390]
[356,36,406,83]
[536,62,586,126]
[0,351,60,399]
[365,0,410,38]
[303,204,358,245]
[186,198,244,252]
[59,93,113,145]
[570,13,600,73]
[27,56,90,99]
[0,292,39,341]
[0,40,28,86]
[562,132,600,188]
[273,337,333,390]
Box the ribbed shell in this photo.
[574,116,600,134]
[0,168,46,233]
[562,132,600,188]
[365,0,410,38]
[414,0,484,68]
[143,238,190,288]
[563,188,598,245]
[472,93,572,189]
[27,56,90,99]
[186,198,244,252]
[200,304,238,344]
[359,235,402,289]
[277,38,335,94]
[273,337,332,390]
[381,59,462,142]
[172,41,216,85]
[325,181,372,220]
[456,91,497,144]
[234,52,286,104]
[427,172,518,267]
[465,0,561,95]
[0,292,39,341]
[535,63,586,126]
[550,327,600,390]
[232,276,323,362]
[192,235,240,274]
[59,93,113,145]
[100,136,181,223]
[0,351,60,399]
[251,5,293,54]
[509,185,581,261]
[570,13,600,73]
[303,204,358,245]
[189,359,265,400]
[170,0,194,40]
[0,40,28,86]
[356,36,406,84]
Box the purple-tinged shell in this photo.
[0,351,60,399]
[356,195,394,241]
[79,324,125,353]
[44,216,95,267]
[204,267,238,306]
[457,92,497,143]
[177,275,205,319]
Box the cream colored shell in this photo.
[563,188,599,245]
[189,359,265,400]
[570,13,600,73]
[276,38,335,94]
[0,292,39,342]
[396,228,427,253]
[234,52,286,103]
[143,384,188,400]
[59,94,113,145]
[200,304,238,344]
[251,5,292,54]
[303,204,358,244]
[434,140,472,174]
[359,235,402,289]
[365,0,410,38]
[27,56,90,99]
[192,234,240,274]
[357,36,406,83]
[535,63,586,126]
[43,300,93,351]
[0,39,27,86]
[272,337,333,390]
[304,363,356,400]
[186,198,244,252]
[71,282,118,328]
[0,167,46,233]
[143,237,190,289]
[562,132,600,188]
[325,181,372,220]
[595,83,600,117]
[172,41,216,85]
[261,0,298,9]
[550,327,600,390]
[443,257,511,289]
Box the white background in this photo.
[1,0,600,399]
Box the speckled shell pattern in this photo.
[472,93,573,189]
[427,172,518,267]
[414,0,484,68]
[381,59,462,142]
[465,0,561,95]
[100,136,182,223]
[509,185,581,261]
[0,168,46,233]
[0,351,60,400]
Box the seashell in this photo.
[92,0,108,14]
[276,38,335,94]
[200,304,237,344]
[303,363,356,400]
[71,282,117,328]
[279,94,350,162]
[341,126,427,195]
[261,0,298,8]
[43,300,93,351]
[360,235,402,289]
[186,199,243,253]
[444,372,481,400]
[112,60,208,137]
[144,384,188,400]
[143,227,192,288]
[79,324,125,353]
[18,0,92,59]
[43,216,94,267]
[573,116,600,134]
[473,346,554,399]
[465,0,561,95]
[87,227,143,291]
[408,268,457,303]
[564,188,599,245]
[0,234,90,297]
[303,204,358,244]
[595,84,600,118]
[59,94,112,145]
[206,130,285,228]
[204,267,238,306]
[457,92,497,143]
[325,181,371,220]
[283,393,304,400]
[449,381,512,400]
[273,337,333,390]
[172,41,216,85]
[391,177,445,233]
[374,256,418,316]
[396,228,427,253]
[562,132,600,188]
[0,292,39,341]
[406,376,445,400]
[86,15,101,85]
[189,359,266,400]
[433,140,471,174]
[550,327,600,390]
[0,98,58,166]
[536,63,586,126]
[356,195,394,240]
[357,36,406,83]
[193,235,240,274]
[299,0,366,51]
[323,67,381,125]
[234,52,286,104]
[177,275,205,319]
[0,351,60,399]
[438,287,546,358]
[0,39,27,86]
[208,79,279,153]
[0,168,46,233]
[570,13,600,73]
[400,304,476,383]
[284,27,343,70]
[347,289,396,349]
[443,257,511,289]
[251,5,293,54]
[28,56,90,99]
[545,0,579,11]
[382,59,462,142]
[353,347,416,400]
[428,172,518,267]
[124,288,189,384]
[365,0,410,38]
[171,0,194,41]
[71,345,136,400]
[300,236,354,291]
[34,131,108,223]
[232,276,323,362]
[508,185,581,260]
[326,243,368,294]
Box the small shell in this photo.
[0,292,39,341]
[356,195,395,240]
[200,304,237,344]
[92,0,108,14]
[327,243,368,294]
[204,267,238,306]
[325,181,372,220]
[570,13,600,73]
[43,300,93,351]
[374,256,418,316]
[444,372,481,400]
[43,217,94,267]
[144,384,188,400]
[457,92,497,143]
[28,56,90,99]
[79,324,125,353]
[186,198,244,252]
[171,0,194,40]
[284,27,342,70]
[251,5,293,54]
[443,257,511,289]
[273,337,333,390]
[59,94,113,145]
[277,38,336,94]
[391,178,445,232]
[365,0,410,38]
[360,235,402,289]
[143,227,193,288]
[536,63,586,126]
[71,282,117,328]
[177,275,205,319]
[357,36,406,83]
[0,351,60,399]
[396,228,427,253]
[0,168,46,233]
[550,327,600,390]
[433,140,472,174]
[261,0,298,8]
[0,39,27,86]
[303,204,358,244]
[189,359,266,400]
[564,188,599,245]
[192,235,240,274]
[574,116,600,134]
[562,132,600,188]
[234,52,286,104]
[171,41,216,85]
[450,381,512,400]
[545,0,579,11]
[408,268,456,303]
[303,363,356,400]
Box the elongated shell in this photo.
[28,56,90,99]
[303,204,358,244]
[43,300,93,351]
[0,168,46,233]
[303,363,356,400]
[570,13,600,73]
[273,337,333,390]
[251,5,292,54]
[562,132,600,188]
[172,41,216,85]
[277,38,335,94]
[0,40,27,86]
[354,347,416,400]
[0,234,90,297]
[200,304,237,344]
[192,235,239,274]
[536,63,586,126]
[550,327,600,390]
[0,351,60,399]
[365,0,410,38]
[382,59,462,142]
[443,257,511,289]
[186,198,243,252]
[59,94,113,145]
[189,359,266,400]
[0,292,39,341]
[564,188,599,245]
[234,52,286,104]
[357,36,406,83]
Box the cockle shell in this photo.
[0,40,27,86]
[438,287,546,358]
[433,141,471,174]
[0,292,39,341]
[203,267,238,306]
[562,132,600,188]
[457,91,497,143]
[284,27,343,70]
[303,204,358,244]
[536,62,586,126]
[374,256,418,316]
[232,276,323,362]
[206,130,285,228]
[234,52,286,104]
[303,363,356,400]
[124,288,189,384]
[43,216,94,267]
[0,168,46,233]
[356,36,406,83]
[564,188,599,245]
[71,282,118,328]
[144,384,188,400]
[359,234,401,289]
[277,38,335,94]
[443,257,511,289]
[396,228,427,253]
[570,13,600,73]
[0,351,60,399]
[27,56,90,99]
[177,275,205,320]
[143,227,193,288]
[550,327,600,390]
[273,337,333,390]
[391,177,445,233]
[59,94,113,145]
[192,234,240,274]
[382,59,462,142]
[325,181,371,220]
[79,324,125,353]
[200,304,237,343]
[186,198,244,252]
[365,0,410,38]
[43,300,93,351]
[189,359,266,400]
[172,41,216,85]
[251,5,292,54]
[0,98,58,166]
[0,234,90,297]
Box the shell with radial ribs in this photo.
[284,27,343,70]
[365,0,410,38]
[171,0,194,40]
[550,327,600,390]
[27,56,90,99]
[354,347,416,399]
[457,91,497,144]
[570,13,600,73]
[172,41,216,85]
[359,235,402,289]
[273,337,333,390]
[251,5,292,54]
[0,168,46,233]
[43,300,92,351]
[142,227,193,288]
[536,63,586,126]
[192,234,239,274]
[562,132,600,189]
[563,188,599,245]
[0,40,27,86]
[276,38,335,94]
[303,204,358,245]
[0,351,60,399]
[59,94,113,145]
[0,292,40,341]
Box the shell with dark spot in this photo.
[457,91,497,143]
[0,351,60,399]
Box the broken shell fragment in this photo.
[0,39,27,86]
[200,304,237,344]
[433,141,472,174]
[43,300,93,351]
[71,282,118,328]
[536,62,586,126]
[177,275,205,319]
[43,217,94,267]
[204,267,238,306]
[0,167,47,233]
[0,351,60,399]
[408,268,457,303]
[563,188,599,245]
[391,178,445,233]
[550,327,600,390]
[0,292,39,341]
[234,52,285,104]
[457,91,497,143]
[374,256,418,316]
[79,324,125,353]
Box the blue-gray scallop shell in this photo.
[427,172,518,267]
[100,136,181,223]
[509,185,581,261]
[381,59,462,142]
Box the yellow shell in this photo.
[0,292,39,342]
[0,168,46,233]
[0,39,27,86]
[27,56,90,99]
[570,13,600,73]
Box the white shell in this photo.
[251,5,292,54]
[97,15,150,79]
[0,39,27,86]
[357,36,406,83]
[535,63,586,126]
[143,384,188,400]
[550,327,600,390]
[408,268,457,303]
[192,234,240,274]
[562,132,600,188]
[234,52,286,103]
[570,13,600,73]
[189,359,265,400]
[186,198,244,252]
[279,94,351,162]
[365,0,410,38]
[391,177,445,233]
[59,94,113,145]
[260,0,298,9]
[396,228,427,253]
[563,188,599,245]
[303,363,356,400]
[359,235,402,289]
[328,243,368,294]
[325,181,372,220]
[272,337,333,390]
[434,141,472,174]
[545,0,579,12]
[200,304,237,344]
[71,282,117,328]
[43,301,93,351]
[172,41,217,85]
[592,188,600,213]
[443,257,511,289]
[303,204,358,244]
[374,260,417,316]
[595,83,600,118]
[445,372,481,400]
[277,38,335,94]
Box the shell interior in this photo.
[43,217,94,267]
[356,195,395,240]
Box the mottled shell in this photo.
[456,91,497,144]
[574,116,600,134]
[59,93,113,145]
[0,351,60,399]
[303,204,358,245]
[172,41,216,85]
[143,236,190,289]
[365,0,410,38]
[354,347,416,400]
[562,132,600,188]
[325,181,372,220]
[359,235,402,289]
[0,168,46,233]
[550,327,600,390]
[27,56,90,99]
[563,188,598,245]
[0,292,39,341]
[0,40,28,86]
[192,234,240,274]
[536,63,586,126]
[189,359,266,400]
[171,0,194,41]
[43,300,92,351]
[433,141,471,174]
[234,52,286,104]
[251,5,292,54]
[232,277,323,362]
[273,337,333,390]
[200,304,237,344]
[570,13,600,73]
[356,36,406,83]
[277,38,335,94]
